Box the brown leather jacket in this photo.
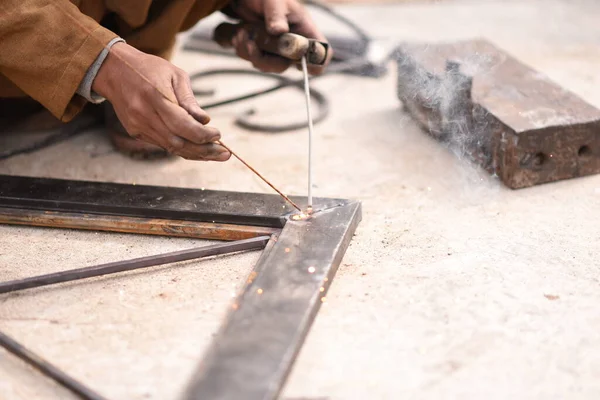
[0,0,228,121]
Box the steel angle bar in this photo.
[0,175,348,228]
[183,201,362,400]
[0,236,270,294]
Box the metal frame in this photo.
[0,174,362,400]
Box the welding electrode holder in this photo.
[212,22,330,66]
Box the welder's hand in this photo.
[92,42,230,161]
[224,0,331,75]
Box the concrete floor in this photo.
[2,0,600,398]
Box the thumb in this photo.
[264,0,289,35]
[173,73,211,125]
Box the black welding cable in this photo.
[191,58,371,133]
[196,57,372,109]
[192,68,330,132]
[191,0,374,130]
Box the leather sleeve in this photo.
[0,0,118,121]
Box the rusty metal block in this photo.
[396,40,600,189]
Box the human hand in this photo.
[92,43,231,161]
[224,0,331,75]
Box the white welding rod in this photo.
[301,56,314,211]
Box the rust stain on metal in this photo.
[396,39,600,189]
[0,207,278,241]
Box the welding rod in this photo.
[0,330,107,400]
[300,56,314,209]
[0,236,270,294]
[216,141,302,212]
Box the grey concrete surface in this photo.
[1,0,600,399]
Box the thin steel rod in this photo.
[216,141,302,212]
[0,330,107,400]
[301,56,314,210]
[0,236,270,294]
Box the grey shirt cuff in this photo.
[76,37,125,104]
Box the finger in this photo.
[144,110,185,150]
[177,142,232,162]
[263,0,289,35]
[225,1,261,23]
[287,2,332,75]
[307,60,328,76]
[156,98,222,145]
[121,105,171,148]
[246,40,292,73]
[233,28,253,62]
[130,113,187,156]
[172,72,211,124]
[145,120,229,162]
[152,98,230,161]
[287,1,323,40]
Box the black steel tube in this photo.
[0,330,107,400]
[0,236,270,294]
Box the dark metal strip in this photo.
[0,330,107,400]
[0,236,270,294]
[0,175,347,228]
[183,201,362,400]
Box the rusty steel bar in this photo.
[0,330,107,400]
[0,207,279,241]
[0,236,270,294]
